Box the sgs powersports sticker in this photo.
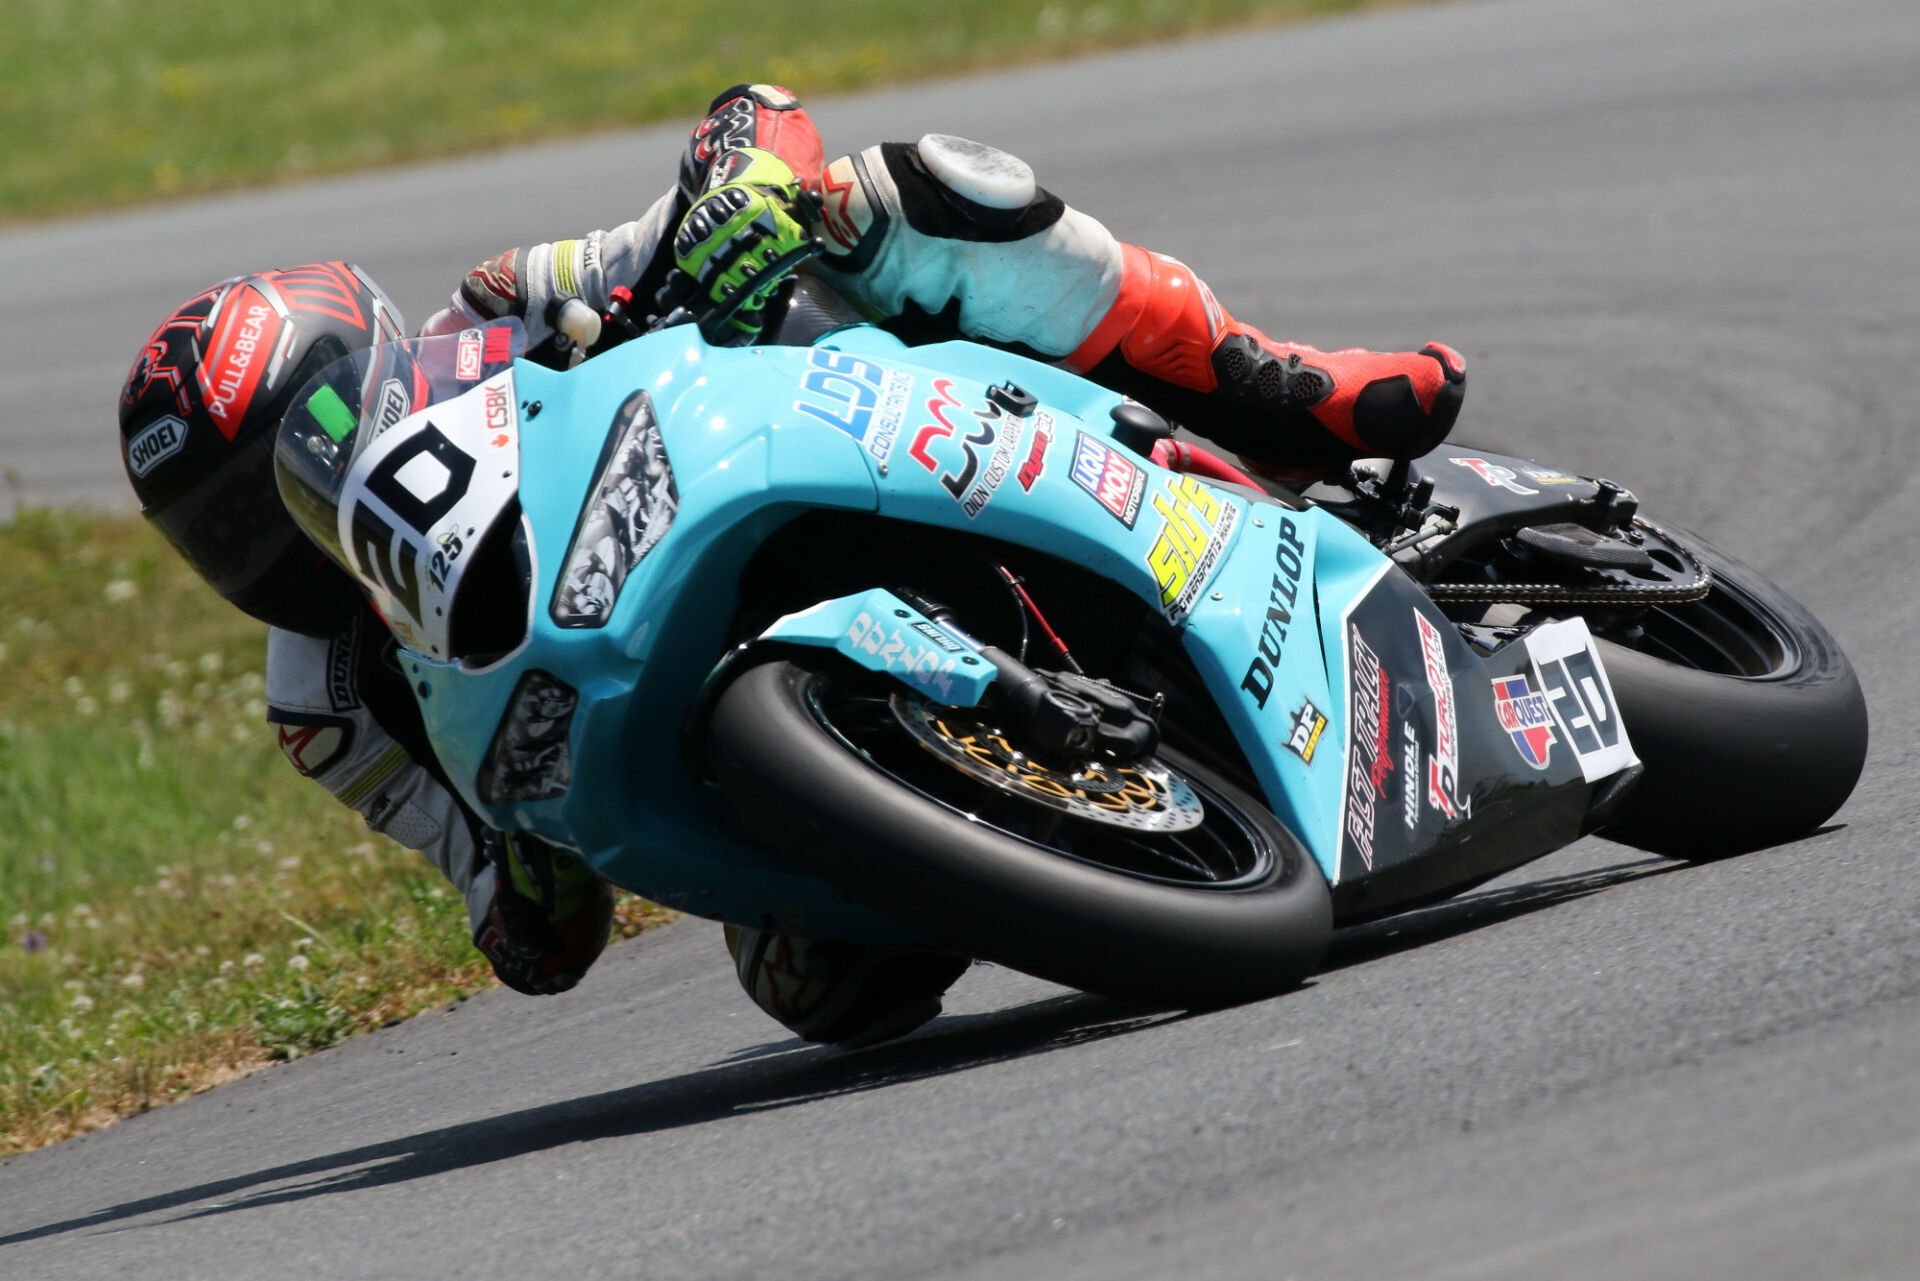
[1517,619,1637,782]
[1145,475,1239,622]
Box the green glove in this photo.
[672,147,811,344]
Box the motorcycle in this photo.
[273,260,1868,1010]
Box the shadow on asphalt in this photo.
[4,848,1740,1246]
[0,989,1178,1248]
[1324,852,1680,971]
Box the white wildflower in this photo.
[103,580,139,603]
[242,952,264,969]
[71,992,95,1013]
[288,954,310,973]
[120,971,145,991]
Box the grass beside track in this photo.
[6,0,1389,223]
[0,511,662,1155]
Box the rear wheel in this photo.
[1594,528,1867,858]
[706,657,1332,1008]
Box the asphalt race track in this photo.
[4,0,1918,1276]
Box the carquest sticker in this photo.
[1490,673,1556,769]
[1521,619,1638,783]
[1144,474,1239,622]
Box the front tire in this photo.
[1596,528,1868,858]
[706,658,1332,1008]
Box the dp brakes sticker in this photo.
[1519,620,1637,783]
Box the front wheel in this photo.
[706,658,1332,1008]
[1595,527,1868,858]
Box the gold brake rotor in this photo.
[890,695,1205,832]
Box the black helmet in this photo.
[118,261,405,636]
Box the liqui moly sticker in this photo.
[1070,432,1146,527]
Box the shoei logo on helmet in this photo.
[201,287,284,439]
[127,414,188,478]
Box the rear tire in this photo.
[706,658,1332,1008]
[1596,528,1867,858]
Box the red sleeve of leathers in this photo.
[678,83,825,199]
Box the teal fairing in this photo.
[296,318,1635,942]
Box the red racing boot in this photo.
[1066,244,1465,477]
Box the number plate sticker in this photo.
[335,370,520,658]
[1519,619,1638,783]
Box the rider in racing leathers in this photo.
[118,84,1464,1046]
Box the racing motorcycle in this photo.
[274,259,1867,1010]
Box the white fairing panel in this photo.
[1520,619,1639,783]
[335,368,521,658]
